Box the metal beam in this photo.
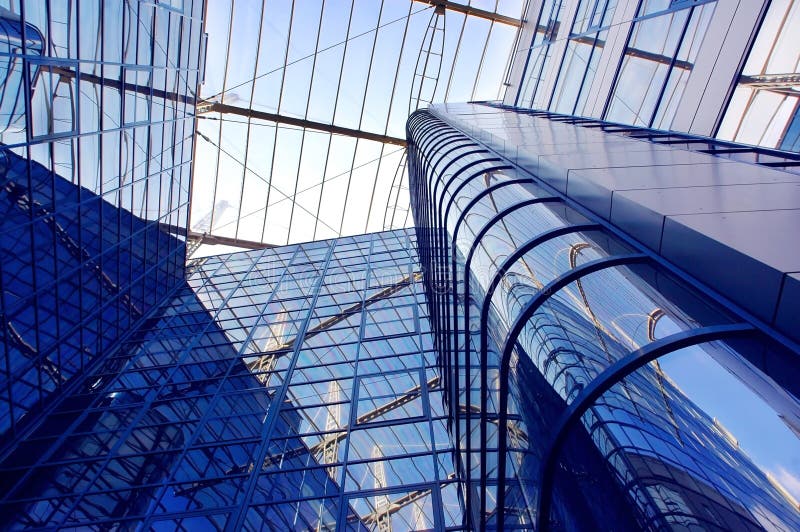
[740,73,800,87]
[571,35,694,70]
[186,230,277,250]
[414,0,522,27]
[739,73,800,96]
[49,65,196,105]
[199,102,408,146]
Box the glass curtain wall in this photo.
[717,0,800,149]
[547,0,619,115]
[603,0,715,129]
[516,0,568,109]
[408,108,800,530]
[516,0,718,130]
[0,0,203,450]
[0,229,467,530]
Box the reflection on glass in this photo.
[549,0,620,116]
[408,109,800,530]
[550,340,800,530]
[0,229,464,529]
[605,3,714,128]
[0,7,43,136]
[717,0,800,151]
[518,0,567,108]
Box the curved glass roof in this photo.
[190,0,525,253]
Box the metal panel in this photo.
[662,209,800,324]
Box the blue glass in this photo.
[780,103,800,153]
[407,107,800,530]
[0,0,203,449]
[0,7,43,136]
[0,228,465,530]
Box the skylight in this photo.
[190,0,525,255]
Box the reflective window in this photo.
[517,0,569,108]
[549,0,619,115]
[605,2,716,128]
[550,339,800,530]
[0,0,202,444]
[0,229,465,530]
[718,0,800,151]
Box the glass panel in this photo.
[717,0,800,151]
[244,499,338,531]
[347,490,437,531]
[550,339,800,530]
[512,263,733,405]
[605,8,691,126]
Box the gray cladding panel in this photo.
[610,182,800,253]
[661,209,800,327]
[434,104,800,339]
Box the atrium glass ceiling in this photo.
[190,0,525,253]
[717,0,800,150]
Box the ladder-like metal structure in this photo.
[409,5,446,115]
[382,151,409,231]
[322,380,342,477]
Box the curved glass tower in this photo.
[407,105,800,530]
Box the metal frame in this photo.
[414,0,522,27]
[0,0,203,460]
[474,221,602,519]
[446,179,542,516]
[493,253,649,520]
[198,102,407,146]
[1,224,465,528]
[229,242,336,531]
[437,161,511,439]
[534,323,756,530]
[456,195,559,520]
[186,230,277,250]
[190,0,525,249]
[514,0,569,108]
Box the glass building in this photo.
[506,0,800,152]
[1,0,799,531]
[0,0,202,448]
[406,104,800,529]
[0,229,465,529]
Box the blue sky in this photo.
[192,0,522,249]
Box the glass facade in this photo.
[603,1,715,129]
[0,0,203,450]
[1,1,798,530]
[408,107,800,530]
[518,0,716,129]
[511,0,800,153]
[717,0,800,149]
[0,229,467,529]
[517,0,568,110]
